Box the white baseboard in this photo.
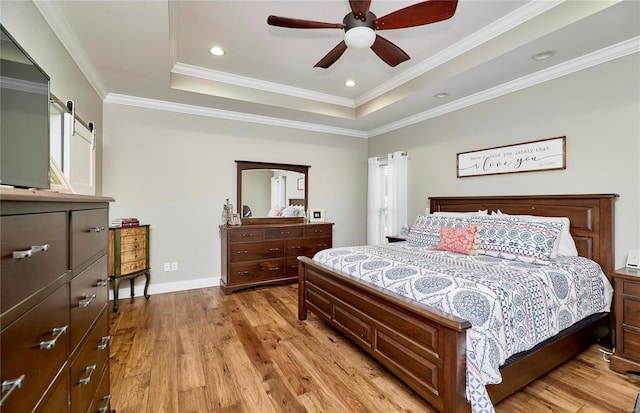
[108,277,220,300]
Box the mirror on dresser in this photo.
[236,160,309,224]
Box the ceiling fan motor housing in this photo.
[343,11,376,31]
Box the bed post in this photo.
[298,256,308,320]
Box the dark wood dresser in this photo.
[1,189,113,413]
[220,221,333,294]
[610,267,640,374]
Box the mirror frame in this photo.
[236,160,309,225]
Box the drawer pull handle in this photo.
[237,271,249,275]
[97,394,112,413]
[78,364,97,385]
[12,244,50,259]
[97,279,108,287]
[97,336,111,351]
[241,233,253,237]
[236,250,248,254]
[318,244,329,248]
[89,226,105,233]
[280,231,290,235]
[291,246,301,249]
[269,248,280,251]
[40,325,68,350]
[79,293,97,308]
[1,374,25,406]
[268,267,280,271]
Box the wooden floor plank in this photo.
[109,285,640,413]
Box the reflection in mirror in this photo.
[236,161,309,221]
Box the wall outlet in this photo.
[164,262,171,272]
[171,262,178,271]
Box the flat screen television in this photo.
[0,24,50,189]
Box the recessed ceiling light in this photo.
[210,46,224,56]
[345,80,356,87]
[531,50,555,61]
[434,92,449,99]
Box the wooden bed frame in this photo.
[297,194,617,413]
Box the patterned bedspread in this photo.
[312,243,613,413]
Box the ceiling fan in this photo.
[267,0,458,68]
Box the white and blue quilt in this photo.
[312,243,613,413]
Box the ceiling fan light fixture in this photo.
[344,26,376,49]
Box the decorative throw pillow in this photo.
[406,215,470,246]
[435,225,479,255]
[470,215,562,264]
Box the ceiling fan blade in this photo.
[267,15,345,29]
[370,35,410,67]
[375,0,458,30]
[349,0,371,21]
[314,41,348,68]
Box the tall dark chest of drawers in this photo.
[221,222,333,294]
[1,189,113,413]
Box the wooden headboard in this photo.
[429,194,618,278]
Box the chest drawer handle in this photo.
[268,267,281,271]
[97,336,111,351]
[79,294,97,308]
[97,279,108,287]
[12,244,50,259]
[97,394,112,413]
[40,325,68,350]
[78,364,97,385]
[236,250,249,254]
[237,271,249,275]
[290,246,302,249]
[280,231,290,235]
[241,233,254,237]
[89,226,105,233]
[1,375,25,406]
[269,248,280,252]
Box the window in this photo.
[367,152,407,244]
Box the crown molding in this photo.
[368,37,640,137]
[172,63,355,108]
[33,0,107,99]
[103,93,367,139]
[356,0,563,106]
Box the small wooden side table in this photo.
[610,267,640,374]
[108,225,151,311]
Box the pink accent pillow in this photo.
[435,225,479,256]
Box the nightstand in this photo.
[610,267,640,374]
[386,235,407,243]
[108,225,151,311]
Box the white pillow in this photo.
[493,210,578,257]
[432,210,488,217]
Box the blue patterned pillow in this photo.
[471,216,562,264]
[406,215,470,246]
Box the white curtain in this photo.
[367,157,382,245]
[387,151,408,236]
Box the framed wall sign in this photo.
[457,136,566,178]
[309,208,325,223]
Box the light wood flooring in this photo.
[109,285,640,413]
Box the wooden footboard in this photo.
[298,256,472,413]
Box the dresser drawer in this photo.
[121,248,146,263]
[34,368,70,413]
[0,284,69,413]
[622,329,640,362]
[70,309,109,413]
[120,259,147,274]
[71,209,108,269]
[304,224,332,238]
[623,297,640,328]
[229,229,264,243]
[87,366,111,413]
[121,226,147,245]
[70,255,109,354]
[286,258,301,278]
[228,259,285,284]
[229,240,284,263]
[623,279,640,297]
[286,237,332,257]
[121,239,146,253]
[265,227,303,239]
[1,212,68,313]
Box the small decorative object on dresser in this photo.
[309,208,325,223]
[108,224,151,311]
[220,221,333,294]
[610,267,640,374]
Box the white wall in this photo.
[368,54,640,269]
[102,104,368,292]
